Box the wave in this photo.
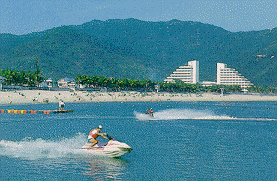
[134,109,277,121]
[0,134,127,179]
[0,133,88,160]
[135,109,232,120]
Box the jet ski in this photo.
[145,108,154,117]
[145,112,154,117]
[81,135,132,157]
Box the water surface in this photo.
[1,101,276,180]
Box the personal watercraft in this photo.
[145,109,154,117]
[145,112,153,117]
[81,135,132,157]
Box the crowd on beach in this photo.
[0,90,276,105]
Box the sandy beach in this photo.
[0,90,276,105]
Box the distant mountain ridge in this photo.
[0,18,276,86]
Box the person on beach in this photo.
[87,125,109,147]
[59,100,65,111]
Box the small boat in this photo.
[53,110,73,113]
[81,135,132,157]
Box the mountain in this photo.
[0,18,276,86]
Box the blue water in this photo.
[1,101,276,180]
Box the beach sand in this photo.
[0,90,276,105]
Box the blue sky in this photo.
[1,0,276,35]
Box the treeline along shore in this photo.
[1,69,277,105]
[1,69,276,93]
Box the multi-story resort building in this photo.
[164,61,254,90]
[164,60,199,84]
[217,63,253,88]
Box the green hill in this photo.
[0,19,276,86]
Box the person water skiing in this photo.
[87,125,108,147]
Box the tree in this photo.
[34,60,44,86]
[0,68,45,87]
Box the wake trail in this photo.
[0,133,88,160]
[134,109,277,121]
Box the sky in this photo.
[1,0,277,35]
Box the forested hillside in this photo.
[0,19,276,86]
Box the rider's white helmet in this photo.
[98,125,102,129]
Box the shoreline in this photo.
[0,90,276,105]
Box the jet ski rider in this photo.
[149,108,153,116]
[88,125,109,147]
[146,108,154,117]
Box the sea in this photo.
[0,101,276,180]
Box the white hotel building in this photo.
[217,63,253,88]
[164,60,199,84]
[164,61,254,89]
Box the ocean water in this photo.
[0,101,276,180]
